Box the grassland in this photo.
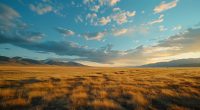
[0,66,200,110]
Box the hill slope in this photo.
[140,58,200,67]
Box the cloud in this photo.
[90,5,100,12]
[112,11,136,24]
[172,25,182,31]
[159,25,167,31]
[148,14,164,25]
[75,15,84,23]
[113,28,128,36]
[0,3,20,20]
[83,32,106,41]
[113,7,120,12]
[99,0,120,6]
[56,27,75,36]
[83,0,135,26]
[108,0,120,6]
[0,29,121,64]
[112,27,200,66]
[98,17,111,25]
[29,3,53,15]
[154,0,179,13]
[87,10,136,26]
[0,3,22,30]
[126,11,136,17]
[83,0,94,4]
[84,0,120,8]
[85,13,97,25]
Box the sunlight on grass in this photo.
[0,66,200,110]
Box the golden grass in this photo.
[4,98,28,106]
[0,66,200,110]
[90,99,122,110]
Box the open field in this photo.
[0,66,200,110]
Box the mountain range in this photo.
[0,56,86,66]
[1,55,200,67]
[140,58,200,67]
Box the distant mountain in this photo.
[140,58,200,67]
[44,59,86,66]
[0,56,86,66]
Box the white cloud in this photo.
[99,0,120,6]
[56,27,75,36]
[172,25,182,31]
[113,28,128,36]
[86,13,98,25]
[159,25,167,31]
[109,0,120,6]
[112,12,128,24]
[86,13,97,20]
[154,0,179,13]
[30,3,53,15]
[99,17,111,25]
[83,0,94,4]
[126,11,136,17]
[83,32,106,41]
[148,14,164,25]
[75,15,84,23]
[90,5,100,12]
[113,7,120,12]
[112,11,136,24]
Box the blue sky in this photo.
[0,0,200,66]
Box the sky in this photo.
[0,0,200,67]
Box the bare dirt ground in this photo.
[0,66,200,110]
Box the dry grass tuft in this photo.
[90,99,122,110]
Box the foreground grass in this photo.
[0,66,200,110]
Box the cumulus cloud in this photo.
[154,0,179,13]
[84,0,120,7]
[113,28,128,36]
[56,27,75,36]
[83,32,106,41]
[88,10,136,26]
[99,0,120,6]
[29,3,53,15]
[90,5,100,12]
[112,11,136,24]
[126,11,136,17]
[148,14,164,25]
[98,17,111,25]
[83,0,134,26]
[107,0,120,6]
